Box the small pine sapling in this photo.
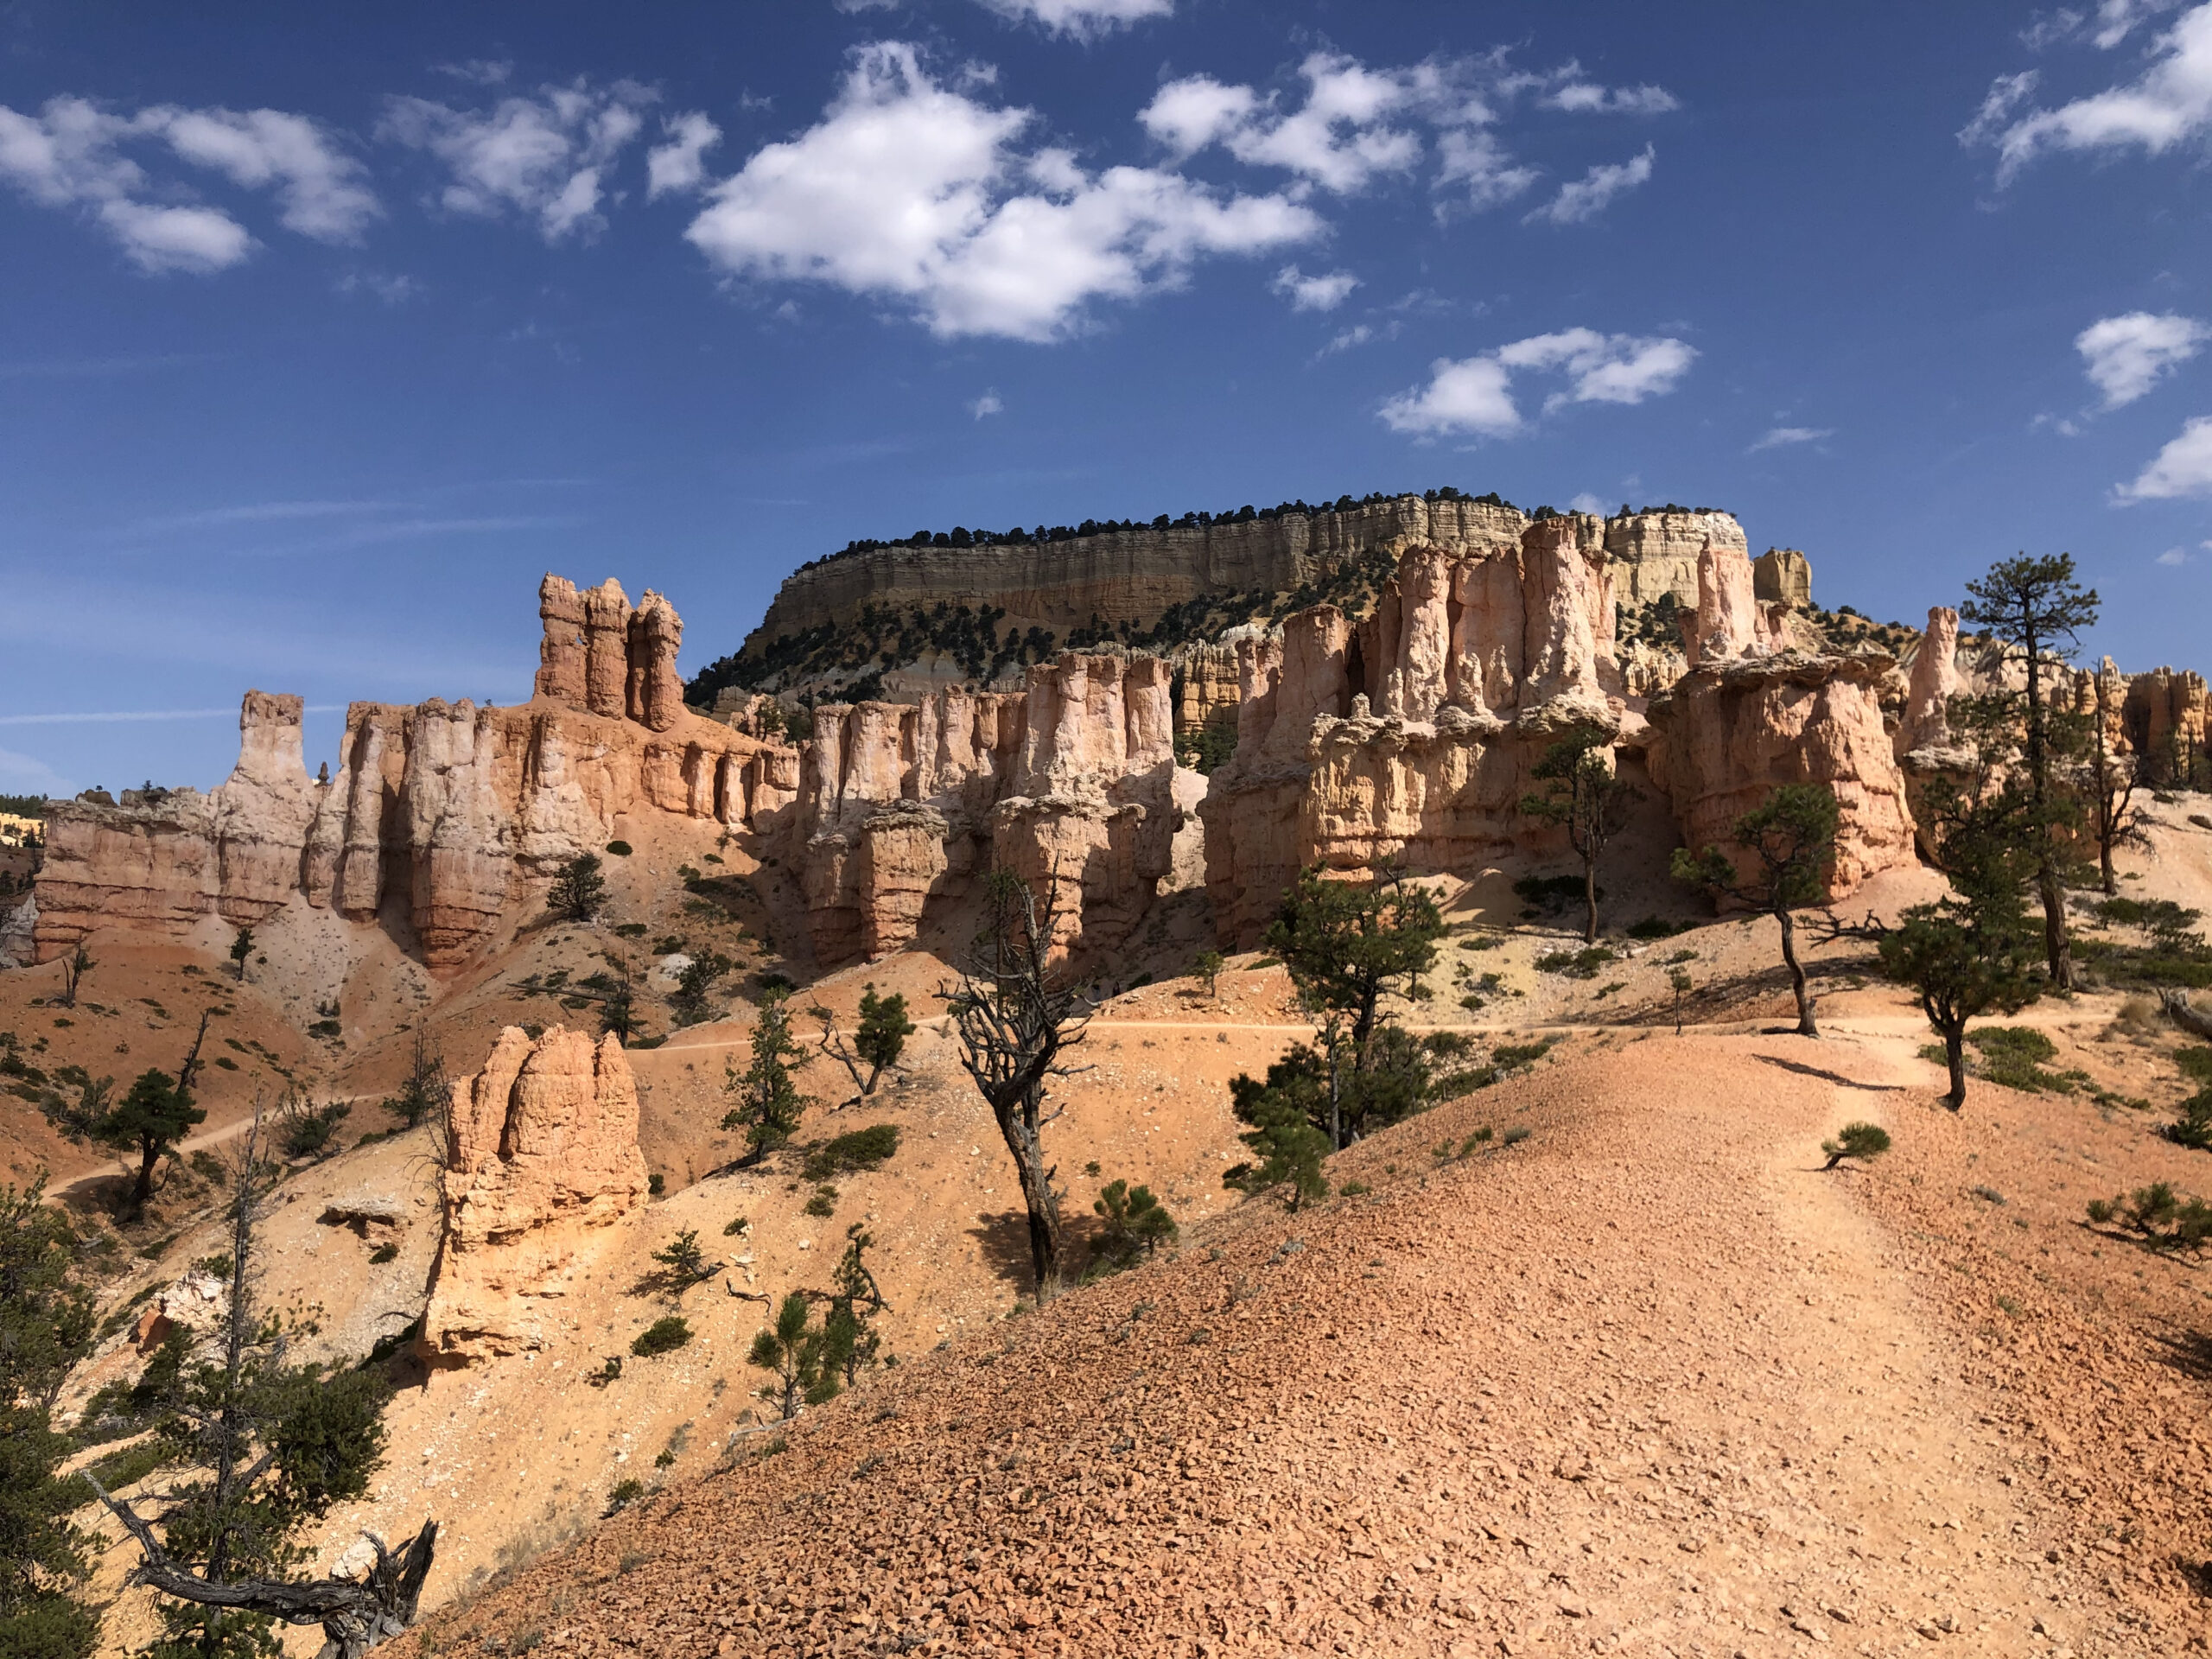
[1194,950,1224,999]
[823,1224,888,1388]
[1668,965,1693,1035]
[722,988,811,1162]
[747,1293,836,1420]
[650,1229,713,1295]
[2086,1182,2212,1252]
[1821,1122,1891,1170]
[1092,1179,1177,1270]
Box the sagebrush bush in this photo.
[631,1317,692,1357]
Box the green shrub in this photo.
[631,1316,692,1357]
[2087,1183,2212,1252]
[1821,1122,1891,1169]
[1535,946,1616,979]
[605,841,632,857]
[800,1123,900,1181]
[1338,1180,1370,1197]
[604,1478,645,1516]
[1491,1039,1554,1071]
[1500,1125,1531,1147]
[804,1185,837,1217]
[1967,1027,2080,1094]
[368,1243,398,1265]
[1514,874,1599,912]
[1626,916,1685,939]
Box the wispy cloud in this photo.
[969,390,1004,419]
[129,499,404,533]
[1747,424,1834,452]
[1523,144,1654,226]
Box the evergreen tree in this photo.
[1222,1049,1333,1211]
[58,944,92,1011]
[747,1293,839,1421]
[722,988,811,1162]
[99,1069,206,1217]
[851,988,913,1092]
[648,1230,713,1295]
[380,1027,447,1131]
[1960,554,2100,988]
[1264,865,1446,1147]
[88,1121,427,1659]
[0,1175,100,1659]
[1673,785,1840,1037]
[228,927,255,982]
[668,951,734,1028]
[1194,950,1224,999]
[822,1224,887,1388]
[1878,804,2042,1109]
[1090,1179,1177,1269]
[546,853,607,923]
[1520,728,1639,944]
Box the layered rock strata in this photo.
[796,653,1198,961]
[421,1026,649,1364]
[1198,513,1637,946]
[1646,567,1916,900]
[33,579,785,972]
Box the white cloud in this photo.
[148,106,378,240]
[683,42,1319,341]
[1273,264,1358,311]
[1381,327,1695,438]
[1142,49,1675,219]
[0,746,72,795]
[434,60,514,86]
[974,0,1173,35]
[1544,80,1679,115]
[381,78,654,240]
[1974,3,2212,180]
[1434,130,1541,207]
[2076,310,2209,406]
[335,269,421,304]
[0,94,374,272]
[1318,322,1382,356]
[969,389,1003,418]
[1523,143,1653,225]
[647,111,721,199]
[2157,544,2190,563]
[2118,413,2212,496]
[1748,424,1834,452]
[1567,492,1607,513]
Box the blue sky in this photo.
[5,0,2212,795]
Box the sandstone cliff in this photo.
[795,653,1199,962]
[421,1025,649,1365]
[1646,550,1916,901]
[32,579,783,973]
[1197,513,1636,945]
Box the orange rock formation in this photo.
[421,1025,649,1364]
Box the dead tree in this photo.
[83,1488,436,1659]
[940,870,1093,1304]
[2165,989,2212,1043]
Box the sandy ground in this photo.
[387,1030,2212,1659]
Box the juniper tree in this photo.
[668,951,735,1028]
[649,1230,714,1296]
[229,927,255,982]
[1521,728,1639,944]
[1673,785,1840,1037]
[86,1118,431,1659]
[940,870,1093,1304]
[722,988,811,1163]
[0,1174,101,1659]
[1960,554,2100,988]
[546,853,607,923]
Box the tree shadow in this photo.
[1754,1053,1902,1092]
[2151,1327,2212,1383]
[965,1208,1039,1296]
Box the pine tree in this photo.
[852,988,913,1091]
[1521,728,1639,944]
[1091,1179,1177,1270]
[1264,865,1445,1147]
[381,1027,447,1130]
[1673,785,1840,1037]
[99,1069,206,1217]
[1223,1050,1333,1211]
[747,1294,839,1421]
[546,853,607,923]
[1960,554,2101,988]
[0,1175,100,1658]
[86,1121,429,1659]
[722,988,811,1162]
[823,1225,887,1388]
